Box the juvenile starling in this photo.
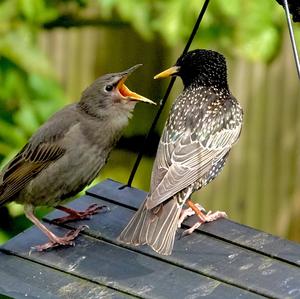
[119,50,243,255]
[0,64,155,251]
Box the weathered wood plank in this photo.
[1,225,259,299]
[42,192,300,299]
[86,179,300,267]
[2,179,300,298]
[0,251,129,299]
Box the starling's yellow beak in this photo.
[117,77,156,105]
[154,66,180,79]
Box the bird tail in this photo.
[118,197,181,255]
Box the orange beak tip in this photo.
[132,96,156,105]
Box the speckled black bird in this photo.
[119,49,243,255]
[0,64,155,251]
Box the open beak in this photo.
[117,64,156,105]
[154,66,180,79]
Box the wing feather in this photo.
[0,141,65,205]
[146,94,242,210]
[0,105,83,205]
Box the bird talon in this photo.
[80,224,89,231]
[180,222,202,239]
[52,204,108,224]
[31,226,86,252]
[103,206,110,213]
[178,203,206,228]
[87,203,98,209]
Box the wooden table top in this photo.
[0,179,300,299]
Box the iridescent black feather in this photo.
[119,49,243,255]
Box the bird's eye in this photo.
[105,85,113,92]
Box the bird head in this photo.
[154,49,228,89]
[80,64,155,118]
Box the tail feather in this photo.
[118,198,181,255]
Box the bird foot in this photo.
[178,203,205,228]
[52,204,109,224]
[30,225,87,252]
[180,209,227,238]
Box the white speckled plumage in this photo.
[119,49,243,255]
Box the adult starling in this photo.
[0,64,155,251]
[119,50,243,255]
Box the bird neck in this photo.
[183,83,231,103]
[77,101,107,120]
[184,74,229,93]
[181,65,229,91]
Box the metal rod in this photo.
[283,0,300,79]
[124,0,211,188]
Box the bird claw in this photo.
[29,225,87,252]
[179,222,202,239]
[205,210,228,221]
[178,203,206,228]
[52,204,109,224]
[180,209,227,238]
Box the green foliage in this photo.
[0,0,68,241]
[96,0,294,62]
[0,0,66,165]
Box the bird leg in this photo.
[180,199,227,237]
[178,202,205,228]
[52,204,108,224]
[24,204,86,251]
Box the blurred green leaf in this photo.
[213,0,241,18]
[19,0,39,21]
[7,202,24,218]
[95,0,286,62]
[0,28,54,76]
[18,0,58,24]
[0,143,13,156]
[98,0,119,18]
[0,0,18,23]
[0,230,10,244]
[14,103,40,135]
[235,2,281,61]
[100,0,153,38]
[28,75,66,121]
[238,26,280,61]
[0,119,27,146]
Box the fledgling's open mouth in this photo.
[116,64,156,105]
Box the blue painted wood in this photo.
[87,179,300,267]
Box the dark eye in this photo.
[105,85,113,92]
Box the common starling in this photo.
[119,50,243,255]
[0,64,155,251]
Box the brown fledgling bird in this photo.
[119,50,243,255]
[0,64,155,251]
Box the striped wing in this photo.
[0,142,65,205]
[146,95,242,210]
[0,105,83,205]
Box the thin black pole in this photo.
[124,0,211,188]
[283,0,300,79]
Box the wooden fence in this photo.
[39,26,300,242]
